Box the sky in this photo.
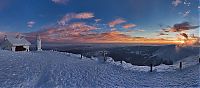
[0,0,199,44]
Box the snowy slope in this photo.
[0,50,199,87]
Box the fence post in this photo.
[180,62,182,70]
[103,51,106,62]
[81,53,83,59]
[199,58,200,63]
[150,64,153,72]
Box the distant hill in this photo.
[154,45,199,62]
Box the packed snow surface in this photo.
[0,50,199,87]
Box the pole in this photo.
[199,58,200,63]
[180,62,182,70]
[150,64,153,72]
[81,53,83,59]
[103,51,106,62]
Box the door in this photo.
[15,46,26,51]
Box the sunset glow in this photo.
[0,0,199,44]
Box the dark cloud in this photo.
[163,22,199,32]
[158,32,168,36]
[171,22,199,32]
[180,33,188,39]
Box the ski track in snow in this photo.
[0,50,199,87]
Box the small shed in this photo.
[1,35,31,52]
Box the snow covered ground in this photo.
[0,50,199,87]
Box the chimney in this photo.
[16,34,23,39]
[37,35,42,51]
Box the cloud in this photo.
[26,25,182,44]
[135,29,145,32]
[94,19,101,23]
[183,10,190,17]
[74,12,94,19]
[58,12,94,25]
[111,28,117,31]
[158,32,168,36]
[27,21,36,28]
[179,10,190,17]
[172,0,182,7]
[52,0,69,5]
[108,18,126,27]
[26,22,98,42]
[68,22,97,32]
[180,33,188,39]
[123,24,137,29]
[163,22,199,32]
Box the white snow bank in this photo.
[0,50,199,87]
[104,56,199,72]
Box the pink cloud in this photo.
[172,0,182,7]
[94,19,101,23]
[108,18,126,27]
[58,12,94,25]
[123,24,137,29]
[68,22,97,32]
[26,22,98,42]
[74,12,94,19]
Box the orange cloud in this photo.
[108,18,126,27]
[26,26,188,45]
[74,12,94,19]
[123,24,137,29]
[24,21,199,45]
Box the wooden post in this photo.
[81,53,83,59]
[180,62,182,70]
[80,49,84,59]
[150,64,153,72]
[199,58,200,63]
[103,51,106,62]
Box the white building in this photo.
[1,35,31,52]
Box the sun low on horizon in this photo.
[0,0,199,45]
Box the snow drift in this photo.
[0,50,199,87]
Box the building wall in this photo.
[23,46,30,51]
[11,47,15,51]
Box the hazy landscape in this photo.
[0,0,199,87]
[31,44,199,66]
